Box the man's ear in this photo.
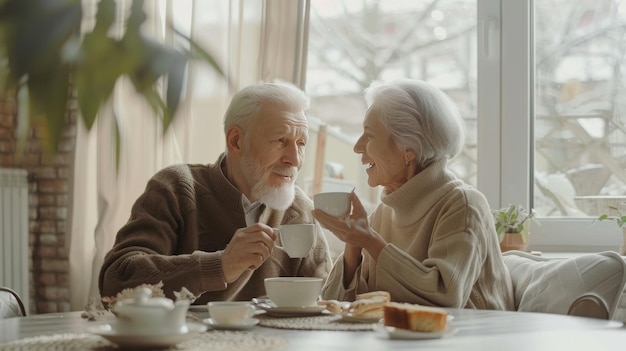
[226,126,244,156]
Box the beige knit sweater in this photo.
[321,159,514,310]
[99,153,332,304]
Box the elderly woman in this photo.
[313,79,514,310]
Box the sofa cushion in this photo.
[502,250,626,319]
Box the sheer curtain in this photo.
[69,0,309,310]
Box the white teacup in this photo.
[274,224,315,258]
[314,192,350,218]
[208,301,255,325]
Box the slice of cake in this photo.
[383,302,448,332]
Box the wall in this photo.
[0,92,76,314]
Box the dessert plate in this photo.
[373,324,459,340]
[335,314,381,324]
[257,305,327,317]
[87,322,207,348]
[203,318,259,330]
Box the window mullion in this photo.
[500,0,531,209]
[477,0,502,209]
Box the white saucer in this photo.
[188,304,208,313]
[203,318,259,330]
[373,323,459,340]
[257,305,327,317]
[87,322,207,348]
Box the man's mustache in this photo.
[271,167,298,178]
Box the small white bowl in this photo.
[264,277,323,307]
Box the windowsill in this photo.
[531,251,626,259]
[528,219,623,252]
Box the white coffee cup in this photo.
[264,277,323,307]
[274,224,315,258]
[314,192,350,218]
[207,301,255,325]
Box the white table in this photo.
[0,308,624,350]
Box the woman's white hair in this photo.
[223,80,310,135]
[364,79,465,169]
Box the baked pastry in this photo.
[317,299,344,313]
[318,291,392,319]
[348,291,391,318]
[349,298,387,317]
[355,291,391,302]
[383,302,448,332]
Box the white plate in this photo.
[336,314,382,324]
[257,305,327,317]
[87,322,207,348]
[373,324,458,340]
[203,318,259,330]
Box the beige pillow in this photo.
[502,250,626,319]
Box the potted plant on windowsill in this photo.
[492,204,535,253]
[596,205,626,255]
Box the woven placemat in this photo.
[0,330,287,351]
[257,314,375,331]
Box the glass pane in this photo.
[304,0,477,207]
[534,0,626,218]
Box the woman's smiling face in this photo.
[353,106,414,193]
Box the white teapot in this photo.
[113,286,190,335]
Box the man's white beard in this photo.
[242,155,297,210]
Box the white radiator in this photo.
[0,168,29,313]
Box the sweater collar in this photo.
[208,153,249,213]
[380,159,459,226]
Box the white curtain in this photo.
[69,0,309,310]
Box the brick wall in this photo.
[0,92,76,314]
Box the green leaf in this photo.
[75,33,128,129]
[113,110,121,173]
[92,0,115,35]
[164,52,186,131]
[27,62,71,152]
[8,0,81,78]
[15,82,30,156]
[174,28,226,79]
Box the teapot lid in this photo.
[116,287,174,309]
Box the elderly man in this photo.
[99,81,332,304]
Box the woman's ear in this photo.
[404,150,416,166]
[226,126,244,156]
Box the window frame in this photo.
[479,0,623,252]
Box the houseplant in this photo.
[492,204,535,252]
[0,0,224,154]
[596,205,626,255]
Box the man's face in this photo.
[240,103,308,210]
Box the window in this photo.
[499,0,626,251]
[304,0,478,212]
[303,0,626,252]
[534,0,626,219]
